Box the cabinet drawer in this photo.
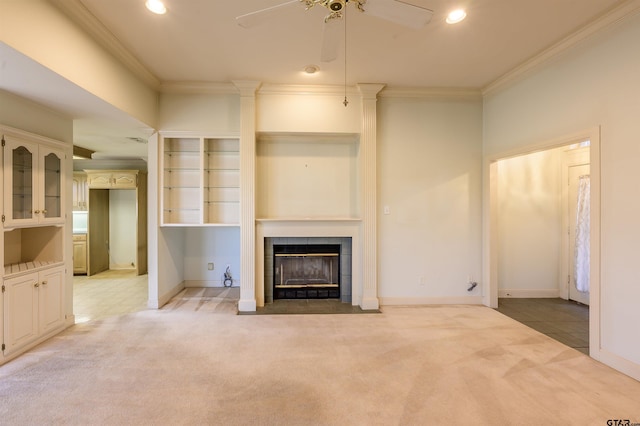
[72,234,87,242]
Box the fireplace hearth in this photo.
[274,244,340,299]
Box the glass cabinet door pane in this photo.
[12,146,33,220]
[43,153,62,218]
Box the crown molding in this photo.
[159,81,484,100]
[49,0,160,90]
[379,86,482,100]
[160,81,239,94]
[482,0,640,97]
[257,83,356,96]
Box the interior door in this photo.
[568,163,590,305]
[88,188,110,276]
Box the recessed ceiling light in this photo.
[446,9,466,24]
[304,65,320,75]
[145,0,167,15]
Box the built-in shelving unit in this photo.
[205,138,240,224]
[1,125,69,361]
[161,135,240,226]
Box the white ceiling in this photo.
[0,0,630,158]
[76,0,624,87]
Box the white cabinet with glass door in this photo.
[2,135,65,228]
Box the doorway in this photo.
[562,147,590,305]
[486,128,601,358]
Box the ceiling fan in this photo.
[236,0,434,62]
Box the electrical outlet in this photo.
[207,262,214,270]
[419,276,426,286]
[383,205,390,215]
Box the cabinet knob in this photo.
[34,282,39,288]
[42,280,48,286]
[42,210,47,214]
[34,210,40,214]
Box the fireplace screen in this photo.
[274,244,340,299]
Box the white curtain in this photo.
[575,175,590,293]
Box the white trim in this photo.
[148,281,184,309]
[560,147,590,301]
[380,296,483,306]
[160,82,238,94]
[256,220,361,308]
[258,83,358,96]
[184,280,240,288]
[483,0,640,97]
[484,126,601,362]
[498,289,560,298]
[158,131,240,139]
[379,87,482,100]
[49,0,160,89]
[597,349,640,382]
[159,82,483,100]
[1,124,68,150]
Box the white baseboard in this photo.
[380,296,483,306]
[149,281,185,309]
[498,289,560,298]
[597,348,640,382]
[109,265,135,270]
[360,297,380,310]
[184,280,239,288]
[238,298,256,312]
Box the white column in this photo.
[233,80,261,312]
[358,83,385,310]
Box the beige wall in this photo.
[484,12,640,376]
[377,96,483,301]
[496,148,563,296]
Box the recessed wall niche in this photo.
[256,133,360,219]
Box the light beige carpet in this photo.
[1,288,639,425]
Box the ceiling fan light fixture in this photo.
[446,9,466,24]
[145,0,167,15]
[328,0,346,12]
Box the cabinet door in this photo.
[87,173,113,189]
[112,172,137,188]
[39,266,65,335]
[3,137,38,227]
[3,272,39,355]
[39,147,65,224]
[73,239,87,274]
[72,173,88,210]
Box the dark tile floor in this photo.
[496,298,589,355]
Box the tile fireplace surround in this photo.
[255,219,362,308]
[264,237,353,304]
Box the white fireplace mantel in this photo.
[237,83,384,311]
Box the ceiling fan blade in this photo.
[320,18,342,63]
[236,0,303,29]
[362,0,433,29]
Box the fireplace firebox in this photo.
[273,244,340,299]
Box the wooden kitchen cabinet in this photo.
[86,170,138,189]
[72,172,88,210]
[2,266,65,356]
[73,234,87,274]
